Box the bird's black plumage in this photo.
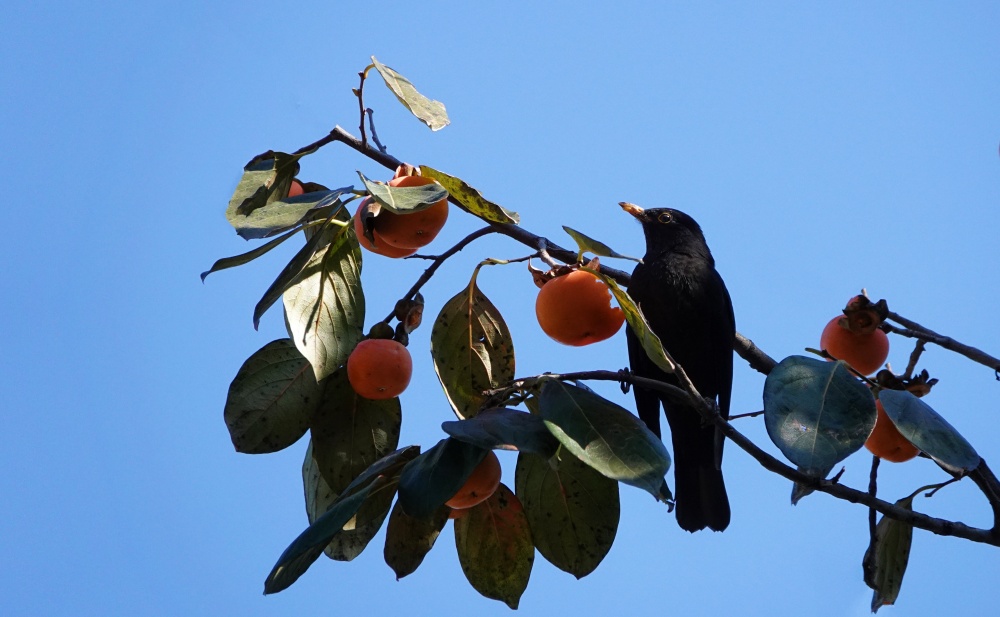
[621,203,734,532]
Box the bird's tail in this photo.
[675,464,730,532]
[672,427,731,532]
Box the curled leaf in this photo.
[563,226,641,263]
[371,57,450,131]
[583,268,674,374]
[864,493,917,612]
[358,171,448,214]
[420,166,519,224]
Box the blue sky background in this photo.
[3,2,999,616]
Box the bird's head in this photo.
[619,202,712,259]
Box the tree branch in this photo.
[381,226,498,323]
[505,369,1000,546]
[285,124,1000,547]
[885,311,1000,377]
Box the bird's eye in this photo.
[657,212,673,224]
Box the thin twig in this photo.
[356,71,369,148]
[903,339,927,380]
[366,108,387,152]
[885,311,1000,377]
[728,410,764,421]
[381,226,498,323]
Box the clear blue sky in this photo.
[3,2,999,616]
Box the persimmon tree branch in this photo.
[322,125,779,375]
[265,124,1000,558]
[380,226,498,323]
[496,369,1000,546]
[884,311,1000,377]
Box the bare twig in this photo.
[355,71,369,148]
[381,226,498,323]
[885,311,1000,377]
[903,339,927,380]
[728,410,765,421]
[366,108,387,153]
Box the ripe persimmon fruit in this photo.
[445,450,501,510]
[820,315,889,375]
[865,400,919,462]
[346,338,413,399]
[535,269,625,346]
[374,175,449,249]
[353,200,418,258]
[288,178,305,198]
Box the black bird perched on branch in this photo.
[620,202,735,532]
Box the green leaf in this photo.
[419,166,520,224]
[454,483,534,609]
[538,379,670,497]
[442,408,559,457]
[252,217,343,329]
[585,269,674,374]
[226,151,301,238]
[371,57,450,131]
[515,452,619,579]
[342,445,421,498]
[326,482,396,562]
[431,268,515,419]
[223,339,320,454]
[864,494,916,612]
[283,222,365,381]
[303,440,338,522]
[383,500,450,580]
[309,368,402,493]
[397,438,488,520]
[879,389,980,473]
[264,474,394,594]
[303,440,391,561]
[763,356,876,478]
[358,172,448,214]
[228,188,352,241]
[201,227,301,282]
[563,226,641,263]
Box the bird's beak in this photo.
[619,202,645,220]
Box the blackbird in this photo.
[620,202,734,532]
